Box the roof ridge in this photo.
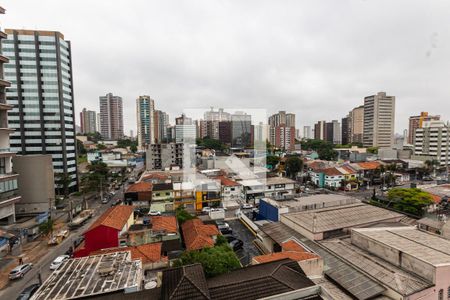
[184,268,210,299]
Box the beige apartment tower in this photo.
[363,92,395,148]
[349,105,364,144]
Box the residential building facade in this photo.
[408,111,440,144]
[349,105,364,144]
[0,9,21,224]
[136,95,155,149]
[146,143,183,170]
[154,109,169,143]
[231,112,251,148]
[3,29,78,192]
[363,92,395,148]
[314,121,326,141]
[303,126,312,140]
[99,92,123,140]
[413,120,449,166]
[268,111,296,151]
[79,108,96,134]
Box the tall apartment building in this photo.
[146,143,183,170]
[341,116,350,145]
[79,108,97,134]
[0,7,21,224]
[408,112,440,145]
[136,95,155,149]
[363,92,395,148]
[349,105,364,144]
[303,126,312,139]
[413,120,449,167]
[218,121,232,144]
[99,93,123,140]
[231,112,252,148]
[268,111,296,151]
[3,28,78,192]
[174,114,196,143]
[154,110,169,143]
[314,121,326,140]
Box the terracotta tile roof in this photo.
[281,240,307,252]
[87,205,134,232]
[91,242,167,264]
[322,167,343,176]
[126,181,153,193]
[142,172,170,181]
[427,193,442,204]
[182,219,219,251]
[216,176,240,187]
[152,216,178,233]
[253,251,318,264]
[357,161,381,170]
[341,165,357,174]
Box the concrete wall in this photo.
[280,215,322,241]
[298,257,323,278]
[12,155,55,215]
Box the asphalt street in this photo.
[0,184,126,300]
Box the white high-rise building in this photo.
[303,126,312,139]
[414,120,450,167]
[363,92,395,148]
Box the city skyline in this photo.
[3,1,450,135]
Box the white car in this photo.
[202,207,211,214]
[50,255,70,270]
[148,210,161,216]
[9,263,33,280]
[241,203,253,209]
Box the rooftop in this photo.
[152,183,173,191]
[320,237,433,296]
[182,219,219,251]
[161,263,210,300]
[88,205,134,232]
[126,181,152,193]
[151,216,178,233]
[91,243,167,264]
[252,250,318,264]
[352,227,450,266]
[282,203,403,233]
[32,251,142,300]
[207,259,317,300]
[265,176,296,185]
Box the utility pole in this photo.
[100,176,103,202]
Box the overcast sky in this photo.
[3,0,450,135]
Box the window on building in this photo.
[0,158,5,174]
[439,289,443,300]
[447,287,450,299]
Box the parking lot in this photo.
[226,219,261,266]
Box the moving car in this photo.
[241,203,253,209]
[229,239,244,251]
[9,263,33,280]
[16,283,40,300]
[50,255,70,270]
[148,210,162,216]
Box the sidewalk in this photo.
[0,214,68,290]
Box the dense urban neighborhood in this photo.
[1,2,450,300]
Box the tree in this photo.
[424,159,440,176]
[196,138,226,151]
[87,132,103,143]
[300,139,337,161]
[97,143,107,150]
[56,172,72,198]
[387,188,434,217]
[266,155,280,169]
[39,219,54,236]
[176,207,196,224]
[130,144,138,153]
[285,156,303,178]
[76,139,87,156]
[367,147,379,154]
[174,245,241,278]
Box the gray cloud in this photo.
[3,0,450,134]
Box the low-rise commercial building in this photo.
[151,183,174,212]
[281,203,404,241]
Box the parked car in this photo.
[50,255,70,270]
[101,197,109,204]
[218,226,232,235]
[73,236,84,248]
[148,210,162,216]
[201,207,211,214]
[229,239,244,251]
[222,234,237,243]
[215,220,230,229]
[241,203,253,209]
[9,263,33,280]
[16,283,40,300]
